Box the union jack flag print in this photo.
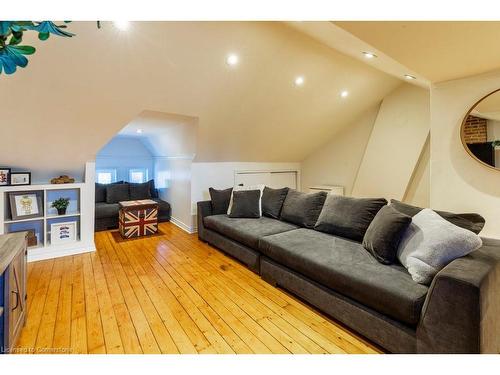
[119,200,158,238]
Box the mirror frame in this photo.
[460,88,500,171]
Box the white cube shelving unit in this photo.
[0,162,96,262]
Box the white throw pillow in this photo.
[397,208,482,285]
[227,184,265,216]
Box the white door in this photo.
[269,171,297,189]
[235,171,297,189]
[234,172,271,187]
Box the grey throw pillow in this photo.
[209,187,233,215]
[390,199,485,234]
[280,190,327,228]
[315,195,387,242]
[397,208,483,285]
[95,183,107,203]
[228,190,261,218]
[147,179,158,198]
[129,182,152,200]
[262,187,289,219]
[362,205,412,264]
[106,184,130,204]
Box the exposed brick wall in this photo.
[463,115,487,143]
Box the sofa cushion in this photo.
[147,179,159,198]
[95,183,107,203]
[209,187,233,215]
[262,187,289,219]
[390,199,485,235]
[106,183,130,204]
[280,190,327,228]
[397,208,483,285]
[129,182,152,200]
[95,202,120,219]
[227,185,265,216]
[314,195,387,242]
[203,214,298,249]
[151,198,170,212]
[259,228,428,325]
[229,190,261,218]
[362,205,412,264]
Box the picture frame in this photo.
[10,172,31,186]
[9,191,44,221]
[50,221,77,245]
[0,167,11,186]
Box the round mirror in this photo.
[461,89,500,170]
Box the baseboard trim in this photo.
[28,242,96,262]
[170,216,196,234]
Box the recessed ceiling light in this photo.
[113,21,130,31]
[226,53,239,66]
[294,76,305,86]
[404,74,416,80]
[136,129,143,134]
[340,90,349,98]
[362,52,377,59]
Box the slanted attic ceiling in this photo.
[335,21,500,83]
[0,21,400,180]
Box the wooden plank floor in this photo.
[14,222,382,354]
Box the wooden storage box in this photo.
[119,200,159,239]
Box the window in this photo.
[129,168,148,183]
[96,169,117,184]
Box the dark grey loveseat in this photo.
[197,199,500,354]
[95,180,171,231]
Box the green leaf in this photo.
[9,31,23,45]
[38,32,50,40]
[0,22,13,36]
[13,45,35,55]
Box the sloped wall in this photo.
[352,84,430,199]
[96,136,154,182]
[403,135,430,207]
[301,104,380,194]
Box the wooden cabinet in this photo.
[6,248,27,350]
[0,232,27,353]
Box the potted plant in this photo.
[51,197,70,215]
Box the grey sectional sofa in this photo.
[197,199,500,353]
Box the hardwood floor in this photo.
[14,222,382,354]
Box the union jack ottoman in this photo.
[118,199,159,239]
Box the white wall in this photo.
[155,157,194,233]
[352,84,430,200]
[190,162,300,230]
[96,136,154,182]
[301,104,379,195]
[431,70,500,238]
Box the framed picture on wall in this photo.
[10,172,31,186]
[0,167,11,186]
[51,221,77,245]
[9,191,43,220]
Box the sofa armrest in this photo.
[417,243,500,353]
[197,201,213,241]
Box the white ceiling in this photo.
[286,22,429,88]
[334,21,500,83]
[0,21,400,179]
[119,110,197,158]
